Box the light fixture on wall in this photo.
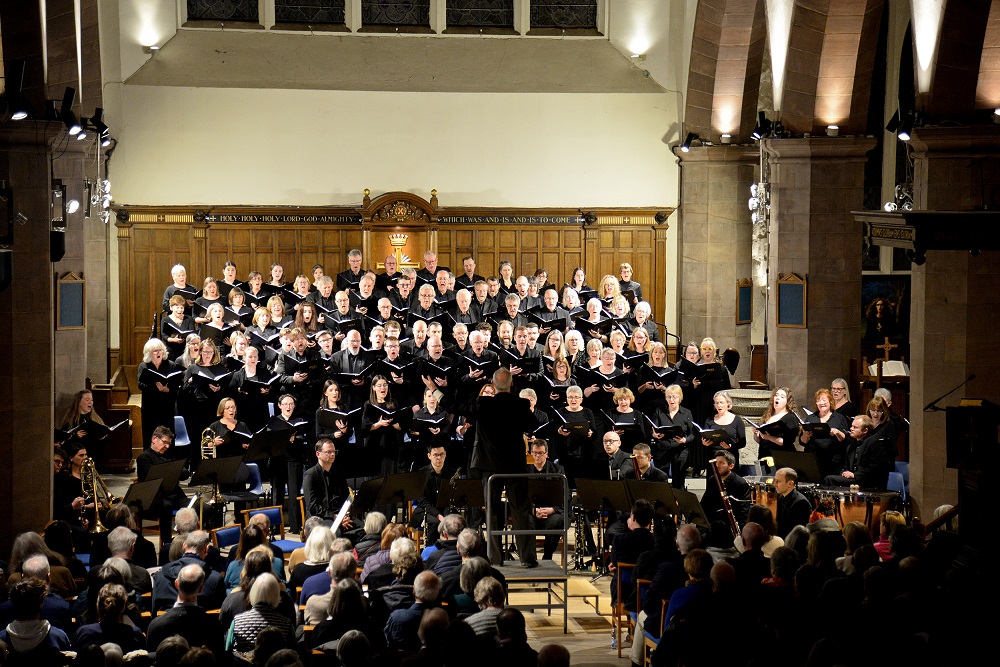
[92,108,112,146]
[826,125,839,136]
[60,88,81,135]
[142,44,161,56]
[680,132,699,152]
[720,133,732,144]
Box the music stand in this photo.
[561,458,610,489]
[625,480,678,515]
[190,456,243,489]
[527,478,566,509]
[121,479,162,515]
[436,479,484,511]
[376,471,430,507]
[672,489,710,532]
[143,459,186,493]
[771,451,824,484]
[350,477,386,515]
[574,479,632,580]
[242,429,290,464]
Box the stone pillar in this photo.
[676,145,757,381]
[0,122,62,555]
[906,127,1000,516]
[764,137,876,402]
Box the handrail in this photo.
[923,503,959,534]
[484,472,571,571]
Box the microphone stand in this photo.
[924,374,975,412]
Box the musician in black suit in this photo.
[136,426,189,544]
[410,444,458,546]
[822,415,891,490]
[631,443,669,482]
[302,438,354,529]
[603,431,635,480]
[526,440,565,561]
[471,367,537,567]
[700,451,751,547]
[774,467,812,539]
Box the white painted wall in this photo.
[114,86,678,208]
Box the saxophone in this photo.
[80,456,117,533]
[201,427,217,460]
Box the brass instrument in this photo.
[80,456,119,533]
[201,427,217,460]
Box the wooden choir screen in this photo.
[116,196,672,365]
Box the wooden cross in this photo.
[876,337,898,361]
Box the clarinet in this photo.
[711,461,741,539]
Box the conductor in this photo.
[471,367,537,567]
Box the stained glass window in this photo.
[275,0,346,24]
[361,0,431,27]
[187,0,258,22]
[530,0,597,30]
[447,0,514,28]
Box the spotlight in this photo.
[7,61,33,120]
[680,132,698,152]
[60,87,81,135]
[897,114,913,142]
[76,128,88,140]
[884,202,897,212]
[751,111,773,140]
[720,133,732,144]
[92,108,113,146]
[67,199,80,214]
[885,109,901,133]
[826,125,839,137]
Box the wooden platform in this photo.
[496,561,570,633]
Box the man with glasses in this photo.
[137,426,189,544]
[411,444,458,546]
[603,432,634,480]
[527,440,565,561]
[303,438,354,531]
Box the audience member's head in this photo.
[328,550,357,582]
[413,570,442,604]
[389,537,422,583]
[710,560,736,593]
[440,514,467,540]
[418,607,450,650]
[676,524,701,554]
[747,504,778,539]
[8,578,46,621]
[457,528,484,559]
[459,557,492,595]
[336,629,371,667]
[178,646,216,666]
[741,522,766,551]
[496,608,528,643]
[538,643,571,667]
[769,546,801,583]
[364,511,387,536]
[154,636,190,666]
[684,549,714,581]
[473,576,504,610]
[252,627,288,667]
[302,525,334,564]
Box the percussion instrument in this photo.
[810,488,900,530]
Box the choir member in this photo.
[409,388,454,470]
[309,275,337,318]
[753,387,801,462]
[553,386,598,460]
[57,390,106,449]
[225,288,252,331]
[417,251,448,288]
[337,249,365,292]
[162,295,195,358]
[618,262,643,307]
[178,339,229,468]
[497,260,515,295]
[567,266,591,293]
[799,388,850,478]
[205,397,252,462]
[293,301,322,336]
[471,280,498,318]
[630,301,660,343]
[375,254,401,294]
[243,271,269,310]
[161,263,195,313]
[267,262,286,290]
[220,260,241,295]
[865,395,899,469]
[267,394,309,533]
[831,377,856,420]
[602,387,649,453]
[700,390,747,459]
[194,278,224,324]
[229,345,275,433]
[457,256,485,290]
[137,338,179,448]
[651,384,697,489]
[315,379,355,446]
[266,295,294,331]
[284,274,313,312]
[174,334,202,368]
[362,375,406,476]
[598,274,622,306]
[635,341,670,416]
[564,329,586,368]
[579,297,611,347]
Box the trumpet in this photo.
[80,456,119,533]
[201,427,217,460]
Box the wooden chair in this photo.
[643,598,670,667]
[612,562,637,658]
[629,577,651,641]
[210,523,243,555]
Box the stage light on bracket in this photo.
[680,132,699,152]
[60,88,81,135]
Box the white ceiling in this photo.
[126,29,666,94]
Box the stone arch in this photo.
[685,0,768,144]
